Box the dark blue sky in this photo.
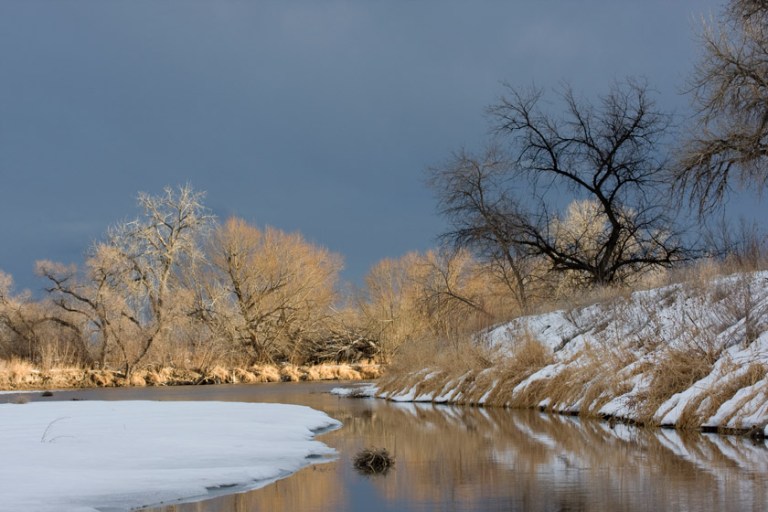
[0,1,726,291]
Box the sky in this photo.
[0,0,730,291]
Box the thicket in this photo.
[0,186,361,376]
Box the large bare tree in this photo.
[431,80,686,287]
[103,184,213,374]
[677,0,768,212]
[40,185,214,375]
[201,217,342,364]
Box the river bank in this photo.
[354,271,768,437]
[0,360,381,391]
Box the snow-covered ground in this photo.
[0,401,340,511]
[347,271,768,436]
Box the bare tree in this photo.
[202,217,342,364]
[37,246,152,370]
[37,260,111,368]
[360,253,429,362]
[359,249,512,362]
[0,271,46,361]
[428,146,534,309]
[0,270,88,367]
[40,185,214,376]
[431,80,686,287]
[108,185,213,374]
[677,0,768,212]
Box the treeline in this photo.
[0,184,764,377]
[0,185,686,375]
[0,186,354,375]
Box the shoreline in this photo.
[334,380,768,440]
[0,362,381,392]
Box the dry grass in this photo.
[353,363,381,379]
[376,327,499,402]
[0,358,36,387]
[251,365,282,382]
[144,367,174,386]
[333,365,363,380]
[374,253,768,435]
[506,339,636,416]
[233,368,259,383]
[379,331,638,414]
[0,361,378,391]
[88,370,116,387]
[569,343,635,415]
[483,332,554,407]
[676,362,767,429]
[128,373,147,386]
[279,365,302,382]
[631,345,719,425]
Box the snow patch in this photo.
[0,400,340,512]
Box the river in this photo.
[11,382,768,511]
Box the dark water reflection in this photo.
[12,382,768,512]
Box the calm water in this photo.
[9,382,768,512]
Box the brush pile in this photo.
[353,447,395,475]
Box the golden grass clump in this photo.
[304,365,330,381]
[234,368,259,383]
[88,370,115,388]
[0,359,374,392]
[354,363,381,379]
[279,365,302,382]
[335,365,362,381]
[302,364,362,381]
[676,362,768,429]
[483,333,554,407]
[251,365,282,382]
[128,373,147,387]
[145,368,173,386]
[0,358,37,387]
[206,366,232,383]
[633,345,719,424]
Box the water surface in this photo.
[10,383,768,511]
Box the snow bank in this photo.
[0,401,340,511]
[366,271,768,435]
[330,383,379,397]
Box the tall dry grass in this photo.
[0,358,36,387]
[630,346,719,425]
[481,332,554,407]
[675,361,767,430]
[0,360,380,390]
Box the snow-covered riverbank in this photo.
[0,401,340,511]
[341,271,768,436]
